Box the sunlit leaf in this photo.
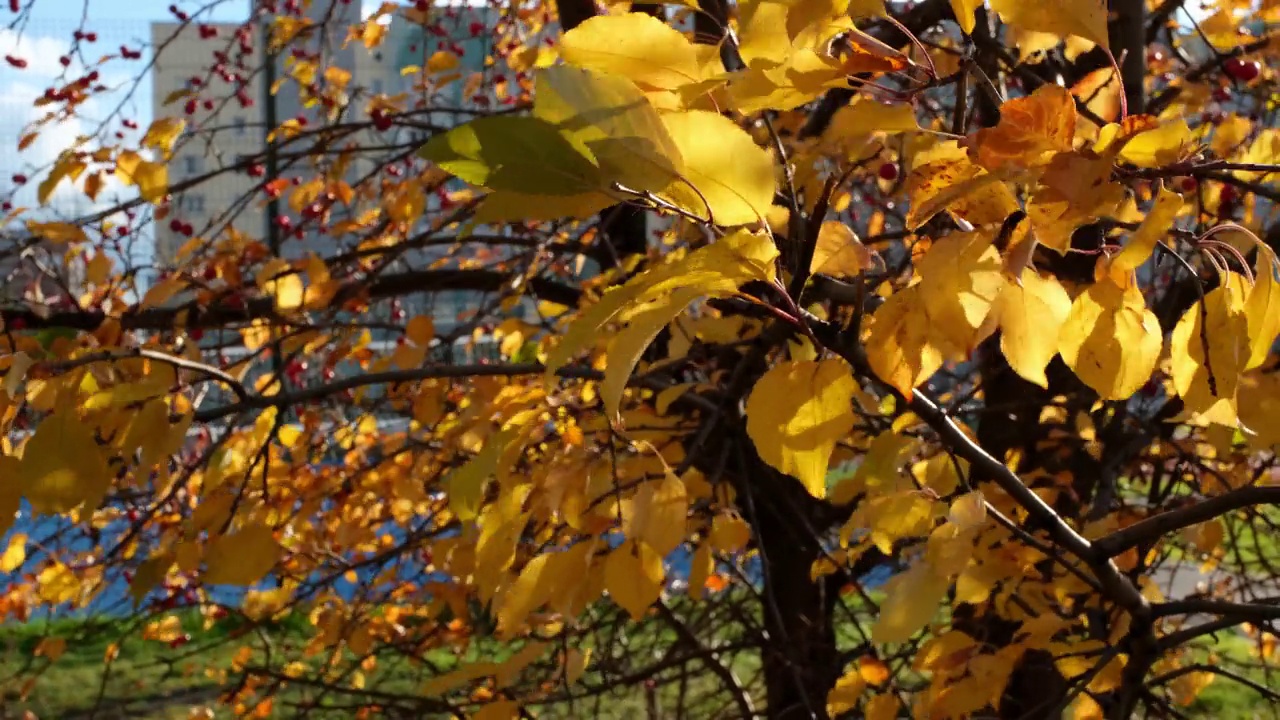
[745,358,860,497]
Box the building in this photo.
[150,2,519,338]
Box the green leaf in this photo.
[419,115,605,196]
[534,65,682,196]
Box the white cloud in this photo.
[0,29,141,215]
[0,27,77,79]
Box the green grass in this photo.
[2,604,1273,719]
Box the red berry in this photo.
[469,21,484,36]
[4,55,26,69]
[189,327,204,341]
[84,32,97,42]
[8,317,26,331]
[58,55,70,67]
[275,214,292,229]
[1224,57,1261,83]
[1179,177,1197,193]
[11,173,26,185]
[169,218,183,232]
[878,162,899,182]
[1212,86,1232,102]
[248,164,265,177]
[1220,183,1238,204]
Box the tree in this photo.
[2,0,1280,717]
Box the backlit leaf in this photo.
[559,13,702,92]
[916,231,1004,355]
[967,84,1077,173]
[745,358,859,497]
[1118,120,1195,168]
[1170,273,1250,426]
[988,0,1109,50]
[204,524,281,586]
[419,116,605,197]
[0,533,26,572]
[1058,279,1162,400]
[993,270,1072,387]
[950,0,981,34]
[811,221,874,277]
[1106,183,1183,279]
[871,563,949,644]
[19,412,111,515]
[865,285,946,396]
[605,540,664,620]
[657,110,776,226]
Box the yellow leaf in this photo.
[1071,66,1121,124]
[823,98,920,151]
[38,156,86,205]
[1170,273,1250,425]
[3,351,33,398]
[826,669,867,716]
[559,12,702,92]
[950,0,981,33]
[141,117,186,160]
[533,65,682,204]
[1106,183,1183,279]
[565,647,591,685]
[601,287,702,421]
[849,0,886,17]
[1027,151,1127,253]
[871,563,949,644]
[142,277,186,308]
[426,50,458,73]
[628,470,689,557]
[864,285,945,396]
[657,110,776,226]
[85,252,112,286]
[1058,279,1162,400]
[904,157,1019,230]
[0,533,26,572]
[116,150,169,204]
[605,540,664,620]
[130,553,174,606]
[19,412,110,514]
[988,0,1109,50]
[866,693,901,720]
[1245,248,1280,370]
[25,221,87,245]
[271,274,305,312]
[406,315,435,346]
[948,490,987,530]
[967,84,1077,173]
[445,428,518,521]
[810,221,873,277]
[993,270,1073,387]
[37,562,81,605]
[384,181,426,225]
[745,358,859,497]
[34,637,66,662]
[709,512,751,553]
[547,229,778,383]
[916,231,1004,355]
[859,656,891,685]
[204,524,281,586]
[1119,120,1195,168]
[84,171,106,202]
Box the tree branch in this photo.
[1093,486,1280,558]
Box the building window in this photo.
[181,194,206,214]
[233,117,247,136]
[183,155,202,175]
